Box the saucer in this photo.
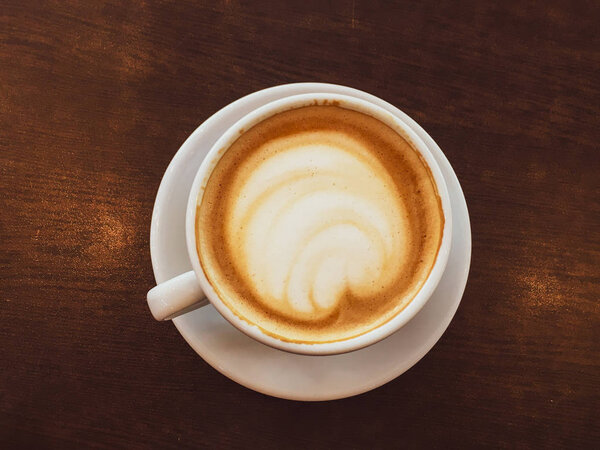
[150,83,472,401]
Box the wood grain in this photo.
[1,1,598,448]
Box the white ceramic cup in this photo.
[147,93,453,355]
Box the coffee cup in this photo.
[147,93,452,355]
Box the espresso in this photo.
[196,105,444,344]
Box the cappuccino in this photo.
[196,105,444,343]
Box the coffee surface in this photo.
[196,105,444,343]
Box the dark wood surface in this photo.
[1,1,598,448]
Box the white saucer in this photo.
[150,83,472,401]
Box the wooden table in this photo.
[2,1,598,448]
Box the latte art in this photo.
[228,136,408,320]
[196,105,444,343]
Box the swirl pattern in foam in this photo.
[227,137,408,319]
[196,105,444,343]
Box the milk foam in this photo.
[226,135,409,320]
[196,105,444,343]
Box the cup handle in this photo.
[147,271,209,321]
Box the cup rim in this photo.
[185,93,453,355]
